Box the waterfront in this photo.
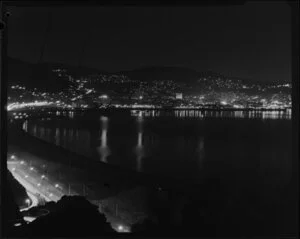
[8,109,295,235]
[23,109,292,193]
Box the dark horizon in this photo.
[7,2,291,83]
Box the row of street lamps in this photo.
[9,154,62,200]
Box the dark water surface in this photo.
[23,109,295,234]
[24,109,292,182]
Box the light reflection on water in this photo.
[131,109,291,120]
[25,110,292,185]
[21,110,293,233]
[97,116,110,163]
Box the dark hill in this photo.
[7,57,106,92]
[119,66,201,84]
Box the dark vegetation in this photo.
[11,196,115,237]
[7,170,29,208]
[4,170,296,237]
[2,169,26,236]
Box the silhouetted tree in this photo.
[13,196,115,237]
[2,170,26,237]
[7,170,29,208]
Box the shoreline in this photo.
[7,106,291,113]
[7,118,214,228]
[8,120,207,196]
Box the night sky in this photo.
[7,2,291,82]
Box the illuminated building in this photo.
[175,93,183,100]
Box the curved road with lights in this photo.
[8,159,63,204]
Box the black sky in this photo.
[7,2,291,82]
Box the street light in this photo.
[118,225,124,231]
[25,199,30,207]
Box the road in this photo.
[7,159,65,204]
[7,153,131,232]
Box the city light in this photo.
[86,89,93,94]
[30,167,34,171]
[55,184,59,188]
[118,225,124,231]
[12,168,16,171]
[7,101,54,111]
[100,95,108,99]
[10,155,16,159]
[25,175,28,178]
[20,161,24,165]
[6,69,291,113]
[41,175,46,179]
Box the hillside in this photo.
[7,57,289,94]
[7,57,105,92]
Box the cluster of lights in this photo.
[7,101,54,111]
[99,95,108,99]
[7,68,291,111]
[267,83,291,89]
[11,85,26,90]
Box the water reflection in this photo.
[75,130,79,141]
[55,127,60,145]
[22,120,28,131]
[196,137,205,169]
[234,111,244,118]
[130,109,291,120]
[33,125,37,136]
[40,127,45,138]
[24,109,292,203]
[63,129,67,147]
[69,129,74,138]
[136,132,144,172]
[68,111,74,119]
[135,116,145,172]
[96,116,110,163]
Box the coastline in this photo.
[7,116,214,228]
